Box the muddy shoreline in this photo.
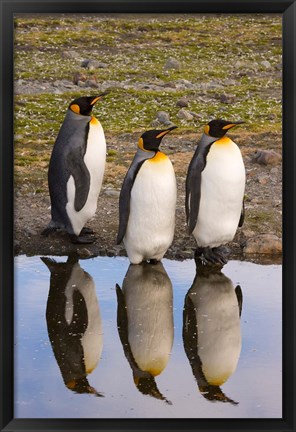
[14,133,282,265]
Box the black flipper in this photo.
[185,134,216,234]
[66,147,90,212]
[115,282,169,403]
[183,286,239,405]
[115,282,144,375]
[186,155,205,234]
[235,285,243,317]
[117,150,153,244]
[238,199,245,227]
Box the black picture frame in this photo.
[1,1,295,431]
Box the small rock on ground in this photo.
[164,57,181,70]
[244,234,282,255]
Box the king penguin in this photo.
[183,260,243,404]
[42,94,108,244]
[117,126,177,265]
[41,255,103,396]
[116,261,173,403]
[185,119,246,265]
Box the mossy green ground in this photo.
[14,13,281,188]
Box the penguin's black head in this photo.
[204,119,245,138]
[69,92,109,116]
[138,125,177,152]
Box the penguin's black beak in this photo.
[167,125,178,132]
[156,125,178,139]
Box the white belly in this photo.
[64,263,103,374]
[124,155,177,264]
[188,272,242,386]
[66,122,106,235]
[193,141,245,247]
[123,263,174,376]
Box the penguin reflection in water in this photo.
[42,255,103,396]
[116,262,174,403]
[42,94,108,244]
[183,260,243,404]
[117,126,177,264]
[186,119,246,265]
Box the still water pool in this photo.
[14,255,282,419]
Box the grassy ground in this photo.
[14,14,281,130]
[14,13,281,181]
[13,14,282,260]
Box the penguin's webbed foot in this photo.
[212,246,230,265]
[195,247,215,265]
[80,227,94,235]
[195,246,229,266]
[149,259,160,265]
[70,234,96,244]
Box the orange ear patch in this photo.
[70,104,80,114]
[204,125,210,135]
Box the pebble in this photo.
[62,50,81,59]
[235,60,246,68]
[252,150,282,166]
[73,72,87,85]
[162,82,177,89]
[257,174,269,185]
[164,57,181,70]
[103,189,120,198]
[151,119,162,128]
[25,228,38,236]
[156,111,171,124]
[77,248,93,258]
[270,167,279,175]
[244,234,282,255]
[242,229,256,238]
[220,94,236,104]
[189,111,202,119]
[177,109,194,121]
[224,79,237,86]
[81,59,108,70]
[84,79,99,88]
[261,60,271,69]
[175,79,194,89]
[200,82,223,90]
[176,97,189,108]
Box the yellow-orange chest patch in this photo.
[148,151,169,163]
[213,136,233,146]
[90,116,100,126]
